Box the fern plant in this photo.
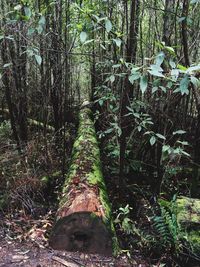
[153,196,183,253]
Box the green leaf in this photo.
[156,133,166,140]
[148,69,165,78]
[191,0,200,4]
[191,76,200,88]
[3,63,12,68]
[165,46,175,55]
[187,65,200,74]
[159,86,166,93]
[177,64,187,71]
[150,136,156,146]
[155,52,165,66]
[178,17,186,23]
[173,130,186,135]
[128,72,141,84]
[80,31,87,43]
[14,4,22,11]
[109,75,115,83]
[179,75,189,95]
[169,59,176,69]
[113,38,122,47]
[105,19,112,33]
[35,54,42,65]
[140,75,148,94]
[152,87,158,93]
[39,16,46,26]
[171,69,179,81]
[24,7,32,18]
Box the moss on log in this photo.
[176,196,200,254]
[49,107,118,255]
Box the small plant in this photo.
[115,204,133,235]
[0,120,12,141]
[153,196,183,254]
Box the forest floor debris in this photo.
[0,211,149,267]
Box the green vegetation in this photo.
[0,0,200,265]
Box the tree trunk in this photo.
[49,107,118,255]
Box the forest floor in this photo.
[0,211,148,267]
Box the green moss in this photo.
[177,197,200,226]
[57,106,119,255]
[176,196,200,254]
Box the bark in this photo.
[49,107,118,255]
[119,0,140,184]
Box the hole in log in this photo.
[49,212,113,255]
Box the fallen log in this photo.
[49,107,118,256]
[0,108,55,132]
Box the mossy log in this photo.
[0,108,55,132]
[49,107,118,255]
[176,196,200,254]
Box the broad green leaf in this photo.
[109,75,115,83]
[148,70,165,78]
[165,46,175,55]
[191,0,200,4]
[152,87,158,93]
[187,65,200,74]
[112,64,121,68]
[128,72,141,84]
[39,16,45,26]
[35,54,42,65]
[150,136,156,146]
[14,4,22,11]
[173,130,186,135]
[113,38,122,47]
[179,75,189,95]
[80,31,87,43]
[24,7,32,18]
[177,64,187,71]
[169,59,176,69]
[155,52,165,66]
[159,86,166,93]
[37,25,43,34]
[162,145,170,153]
[105,19,112,33]
[156,133,166,140]
[140,75,148,94]
[171,69,179,81]
[191,76,200,88]
[100,44,106,50]
[178,17,186,23]
[83,39,94,45]
[3,63,12,68]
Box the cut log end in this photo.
[49,212,113,256]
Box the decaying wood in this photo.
[49,107,118,256]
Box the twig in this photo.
[52,255,82,267]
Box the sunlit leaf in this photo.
[35,54,42,65]
[150,136,156,146]
[80,31,87,43]
[173,130,186,135]
[105,19,112,33]
[113,38,122,47]
[140,75,148,94]
[128,72,141,84]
